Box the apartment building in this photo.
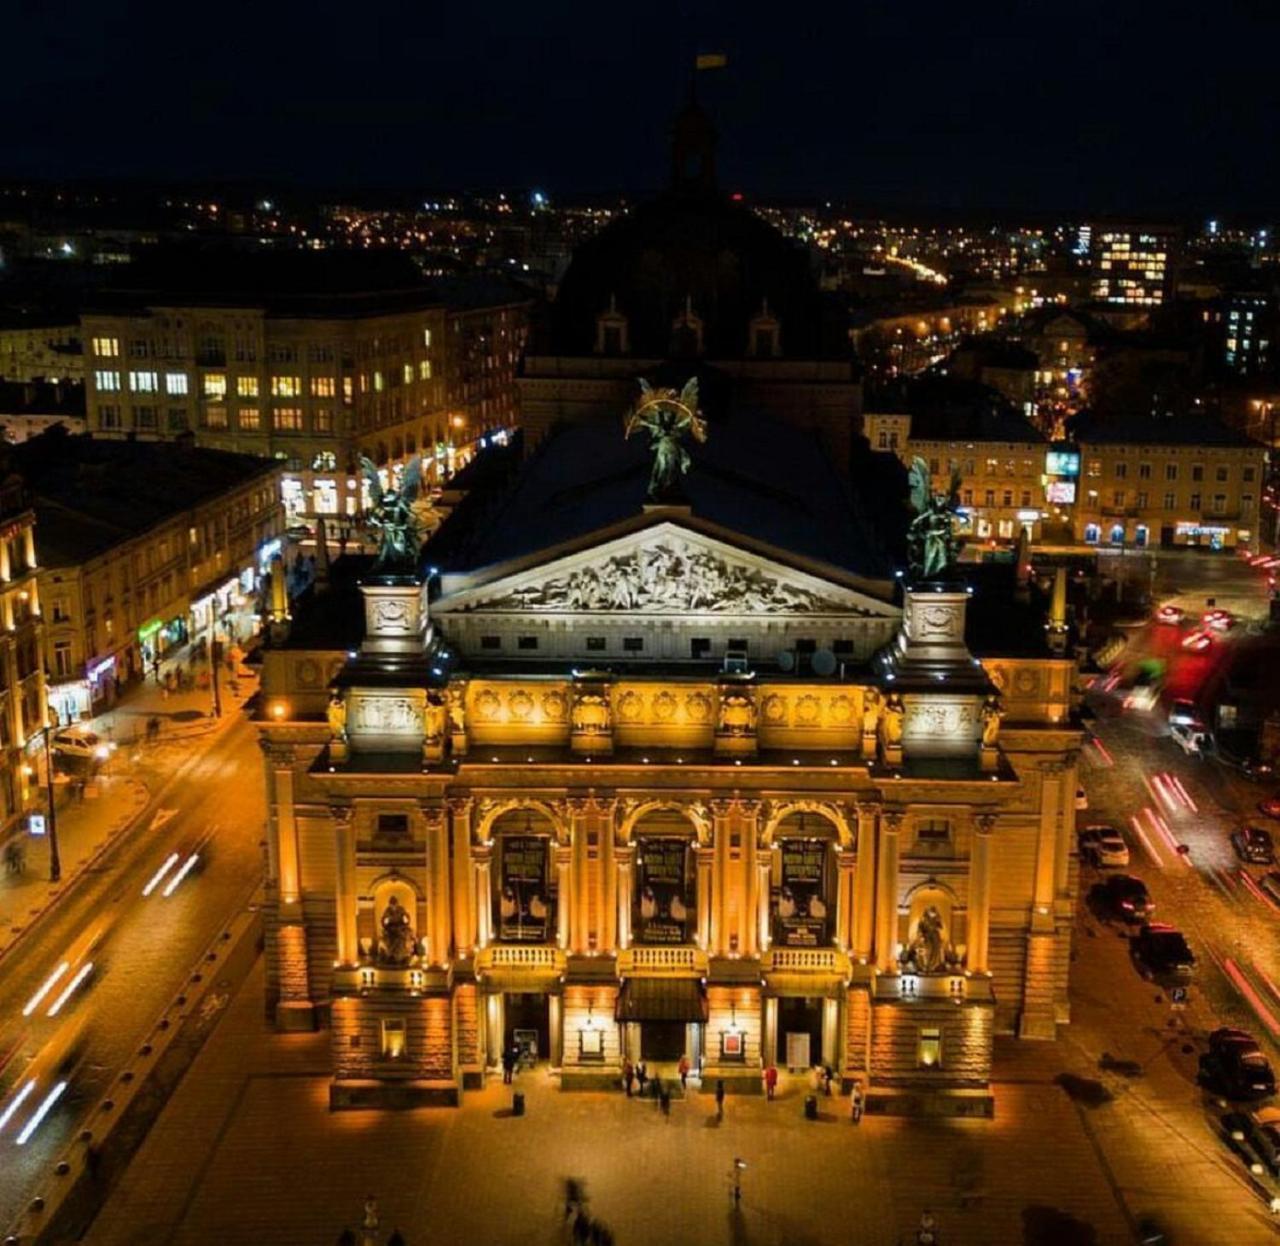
[80,254,529,527]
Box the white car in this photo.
[50,729,109,761]
[1171,723,1208,755]
[1075,786,1089,810]
[1079,825,1130,867]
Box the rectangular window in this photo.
[134,405,158,429]
[267,343,297,363]
[690,638,711,658]
[419,359,432,380]
[373,370,384,392]
[271,375,301,397]
[95,369,121,391]
[203,406,228,430]
[377,814,410,838]
[1138,462,1152,480]
[1136,491,1148,508]
[1244,466,1257,483]
[1185,492,1197,510]
[314,408,334,433]
[833,638,854,656]
[1216,466,1229,482]
[273,407,304,432]
[1165,464,1178,481]
[402,363,414,385]
[1191,464,1204,482]
[310,376,336,397]
[167,408,187,432]
[203,373,227,398]
[1114,462,1127,478]
[623,637,644,653]
[728,638,748,652]
[98,404,121,429]
[422,328,433,349]
[164,371,188,396]
[917,1027,943,1068]
[586,637,607,652]
[237,407,261,431]
[1086,460,1101,478]
[480,635,501,650]
[1112,490,1125,506]
[1212,493,1227,513]
[237,375,259,398]
[129,370,158,393]
[517,635,539,650]
[380,1018,407,1060]
[91,336,119,358]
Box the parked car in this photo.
[1231,825,1276,865]
[1131,922,1196,983]
[1155,604,1184,624]
[1242,756,1276,782]
[1203,608,1235,632]
[1171,723,1209,755]
[1200,1028,1277,1100]
[1097,874,1154,922]
[50,729,108,761]
[1078,825,1130,867]
[1168,698,1202,728]
[1224,1107,1280,1173]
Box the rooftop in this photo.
[1071,411,1263,449]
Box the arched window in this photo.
[594,294,629,356]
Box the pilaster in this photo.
[333,805,358,968]
[874,809,903,973]
[423,804,452,966]
[448,797,474,959]
[851,802,879,963]
[966,812,996,975]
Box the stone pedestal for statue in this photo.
[714,683,759,757]
[361,580,430,655]
[330,737,350,763]
[570,680,614,755]
[980,744,998,771]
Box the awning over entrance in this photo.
[615,977,708,1023]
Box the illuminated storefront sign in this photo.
[138,619,162,643]
[87,656,116,682]
[1175,522,1229,537]
[1045,480,1077,504]
[634,837,693,945]
[773,839,830,948]
[495,836,552,944]
[1045,450,1080,478]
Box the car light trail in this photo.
[1129,813,1163,866]
[1239,871,1280,914]
[0,1080,36,1134]
[1145,807,1192,867]
[142,852,181,897]
[1223,958,1280,1038]
[22,962,70,1017]
[15,1080,67,1146]
[1254,964,1280,1009]
[1167,774,1197,813]
[46,962,94,1018]
[1090,737,1114,767]
[161,853,199,897]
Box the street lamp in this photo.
[40,724,61,883]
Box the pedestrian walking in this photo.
[636,1061,648,1097]
[677,1053,690,1091]
[850,1078,863,1124]
[501,1046,515,1085]
[763,1063,778,1100]
[821,1063,834,1096]
[715,1078,726,1120]
[563,1177,584,1220]
[622,1058,634,1098]
[659,1083,671,1118]
[572,1208,591,1245]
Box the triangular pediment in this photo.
[436,521,897,619]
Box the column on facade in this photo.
[424,805,452,966]
[695,846,714,952]
[1032,762,1064,924]
[851,803,879,963]
[616,844,634,949]
[556,843,573,951]
[25,525,37,571]
[1053,753,1078,902]
[874,810,903,973]
[711,800,733,957]
[448,798,474,959]
[600,799,617,952]
[474,846,493,948]
[967,812,996,975]
[569,799,589,953]
[836,845,856,954]
[548,994,564,1069]
[274,761,301,904]
[741,801,760,957]
[333,807,358,968]
[0,536,10,582]
[756,851,773,954]
[763,998,778,1069]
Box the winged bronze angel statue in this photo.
[361,454,426,572]
[906,455,962,580]
[624,376,708,500]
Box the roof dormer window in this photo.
[595,294,629,356]
[670,294,704,358]
[748,298,781,358]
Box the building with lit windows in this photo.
[12,431,283,722]
[1089,224,1178,309]
[0,469,49,849]
[256,404,1082,1116]
[1220,289,1276,378]
[1072,413,1264,550]
[0,314,83,384]
[79,255,529,528]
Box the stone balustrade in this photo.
[617,945,708,976]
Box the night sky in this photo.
[5,0,1280,216]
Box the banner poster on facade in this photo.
[497,836,552,943]
[635,837,692,944]
[774,839,829,947]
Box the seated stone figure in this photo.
[377,895,417,965]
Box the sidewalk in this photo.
[0,662,259,963]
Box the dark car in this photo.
[1097,874,1154,922]
[1223,1108,1280,1173]
[1232,826,1276,865]
[1200,1028,1277,1100]
[1131,922,1196,983]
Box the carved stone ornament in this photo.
[571,689,612,734]
[717,689,758,736]
[372,596,412,631]
[352,695,421,734]
[465,538,855,615]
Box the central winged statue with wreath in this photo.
[624,377,707,500]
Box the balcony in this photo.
[475,944,567,988]
[332,961,450,995]
[762,947,850,977]
[872,970,993,1004]
[617,946,708,977]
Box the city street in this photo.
[0,710,265,1231]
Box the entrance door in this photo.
[641,1020,686,1061]
[777,997,824,1067]
[504,992,549,1064]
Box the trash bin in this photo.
[512,1092,525,1116]
[804,1094,818,1120]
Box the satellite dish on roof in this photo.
[812,648,837,677]
[777,650,796,672]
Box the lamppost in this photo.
[40,724,61,883]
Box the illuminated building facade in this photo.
[1074,415,1265,551]
[257,411,1081,1115]
[1089,224,1178,308]
[79,258,529,526]
[16,436,283,722]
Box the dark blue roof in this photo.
[431,409,902,582]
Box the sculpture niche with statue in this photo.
[906,456,962,582]
[624,377,707,502]
[360,454,430,575]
